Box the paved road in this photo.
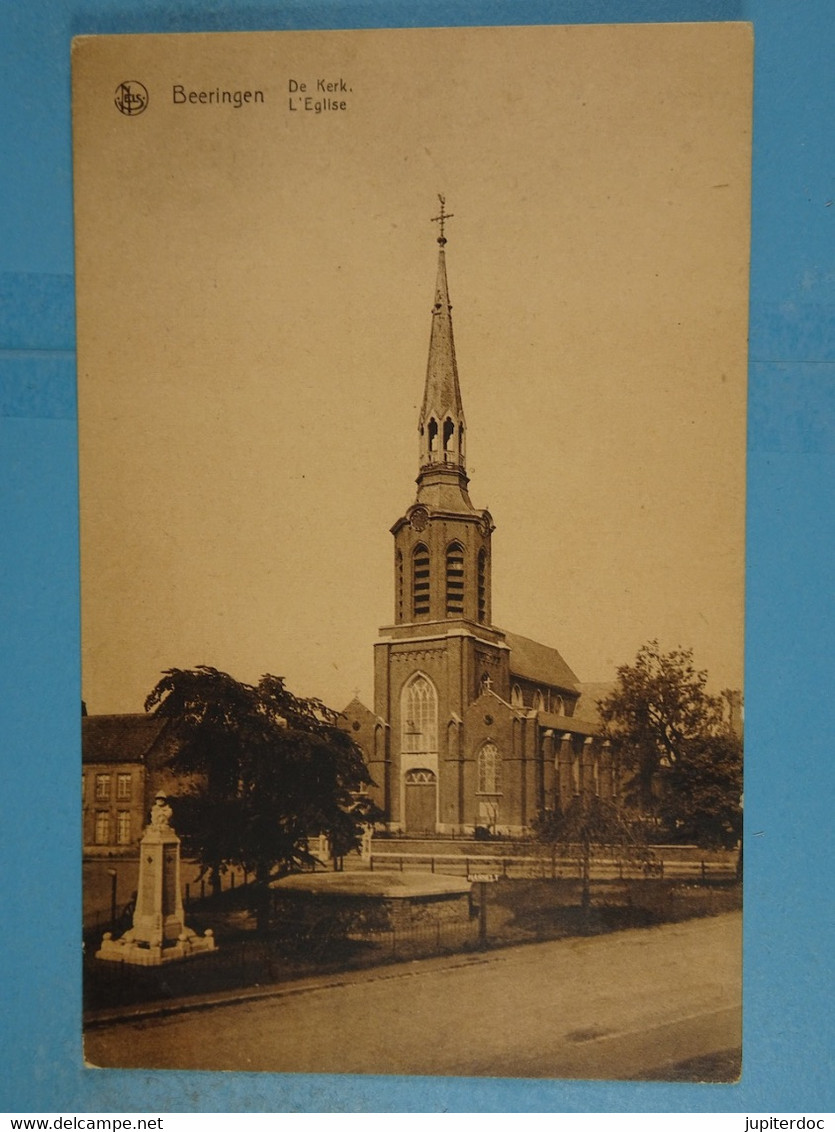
[85,912,741,1080]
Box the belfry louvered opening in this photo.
[446,541,465,616]
[477,548,487,622]
[413,544,430,617]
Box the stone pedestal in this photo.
[96,803,216,966]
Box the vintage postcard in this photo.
[74,23,751,1079]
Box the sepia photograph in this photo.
[73,22,751,1080]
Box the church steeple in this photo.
[389,199,494,628]
[418,196,466,479]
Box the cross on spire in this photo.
[431,194,454,245]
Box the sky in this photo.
[73,23,752,715]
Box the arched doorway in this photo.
[404,768,437,833]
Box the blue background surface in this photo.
[1,0,832,1113]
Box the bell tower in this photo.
[390,197,495,628]
[375,198,510,834]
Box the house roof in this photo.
[502,630,580,693]
[81,713,169,765]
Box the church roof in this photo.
[420,245,464,425]
[502,630,580,692]
[537,711,598,737]
[82,713,170,764]
[573,682,616,728]
[341,696,376,720]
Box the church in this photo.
[342,205,615,836]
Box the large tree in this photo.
[145,667,375,928]
[597,641,742,848]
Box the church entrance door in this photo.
[404,769,437,834]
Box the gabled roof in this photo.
[342,695,372,715]
[502,630,580,693]
[82,713,169,765]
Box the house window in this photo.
[116,811,132,844]
[402,673,438,755]
[445,542,465,616]
[95,773,111,800]
[477,742,502,795]
[116,773,131,801]
[413,544,430,617]
[94,811,110,845]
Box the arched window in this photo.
[402,673,438,755]
[533,690,545,712]
[396,550,404,621]
[552,695,564,715]
[442,417,455,458]
[571,750,581,795]
[428,418,438,455]
[477,548,487,623]
[445,541,465,616]
[412,544,430,617]
[511,684,524,708]
[477,742,502,795]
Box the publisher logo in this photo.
[115,81,149,116]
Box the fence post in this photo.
[369,854,374,872]
[701,860,707,886]
[399,856,404,872]
[478,881,488,949]
[431,857,435,873]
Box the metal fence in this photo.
[367,850,737,882]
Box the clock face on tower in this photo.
[410,506,429,531]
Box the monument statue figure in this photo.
[149,791,173,830]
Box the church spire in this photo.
[419,195,466,473]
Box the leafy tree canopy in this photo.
[145,667,375,910]
[597,641,742,847]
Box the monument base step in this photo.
[95,927,215,966]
